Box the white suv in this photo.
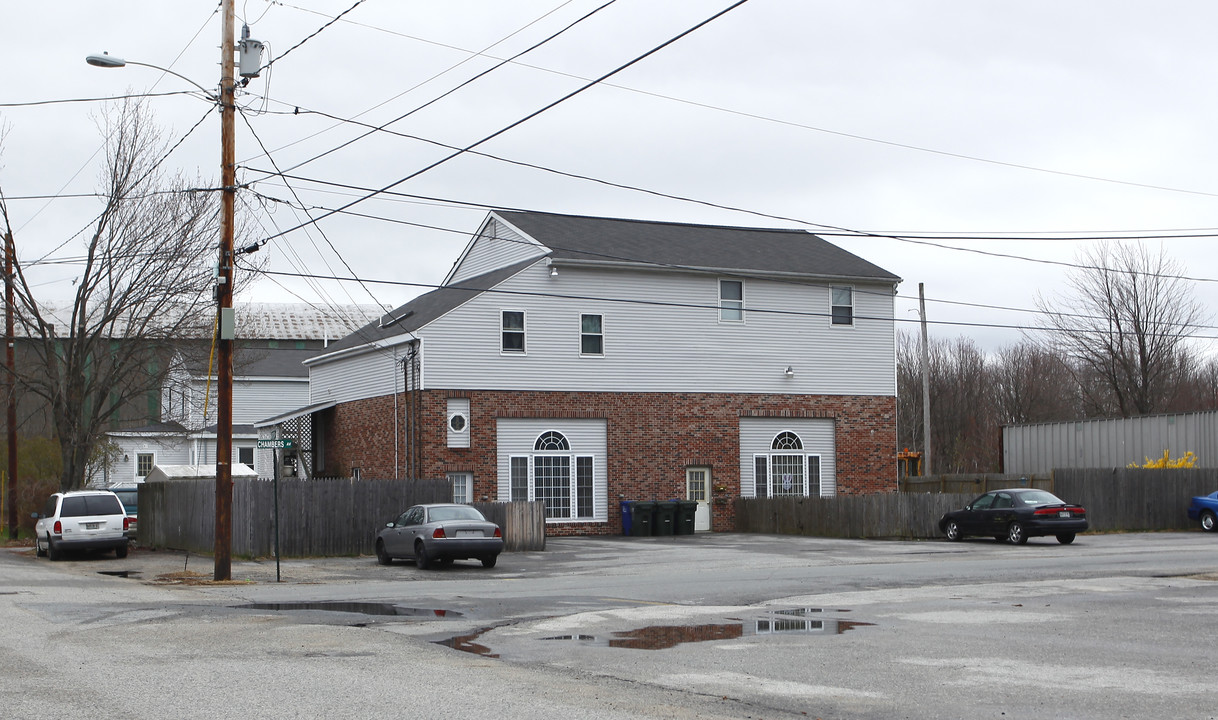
[34,490,132,560]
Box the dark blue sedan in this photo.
[1187,491,1218,532]
[939,488,1088,545]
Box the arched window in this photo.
[535,431,570,451]
[772,431,803,451]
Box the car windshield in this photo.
[1017,491,1065,506]
[427,506,485,522]
[112,490,138,513]
[60,494,124,517]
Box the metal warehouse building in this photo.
[1003,411,1218,475]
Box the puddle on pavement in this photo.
[238,601,463,618]
[97,570,141,578]
[440,608,872,656]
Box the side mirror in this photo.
[385,522,395,528]
[964,504,972,511]
[30,512,40,519]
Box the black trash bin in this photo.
[631,501,655,536]
[653,501,676,536]
[675,500,697,535]
[620,500,633,536]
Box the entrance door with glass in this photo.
[686,467,712,532]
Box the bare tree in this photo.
[1035,242,1208,417]
[991,341,1080,424]
[1,99,226,490]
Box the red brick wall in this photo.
[325,390,897,535]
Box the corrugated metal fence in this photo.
[736,468,1218,538]
[140,477,546,557]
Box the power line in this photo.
[257,0,754,245]
[279,0,619,174]
[0,90,202,108]
[260,0,366,74]
[253,267,1218,341]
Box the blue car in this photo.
[1187,491,1218,532]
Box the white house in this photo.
[266,210,903,534]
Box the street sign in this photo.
[257,438,295,449]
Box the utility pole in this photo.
[918,283,932,475]
[214,0,237,581]
[5,228,16,540]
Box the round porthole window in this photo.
[449,413,468,433]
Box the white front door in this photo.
[686,467,712,532]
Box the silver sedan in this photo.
[375,503,504,569]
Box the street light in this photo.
[85,53,218,99]
[85,0,254,581]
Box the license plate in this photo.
[1058,511,1071,518]
[84,522,101,530]
[455,530,482,538]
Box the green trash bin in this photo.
[654,501,676,536]
[675,500,697,535]
[631,501,655,536]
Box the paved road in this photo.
[3,532,1216,719]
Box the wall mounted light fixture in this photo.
[784,366,795,377]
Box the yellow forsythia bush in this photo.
[1127,450,1198,469]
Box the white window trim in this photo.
[719,278,745,324]
[501,309,527,355]
[449,471,472,504]
[830,285,855,328]
[509,452,596,522]
[135,452,155,480]
[751,452,827,498]
[579,312,604,357]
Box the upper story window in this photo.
[580,314,603,356]
[719,279,744,322]
[501,310,525,353]
[830,286,853,326]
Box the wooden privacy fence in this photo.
[737,468,1218,538]
[899,473,1052,494]
[1054,467,1217,532]
[471,501,546,552]
[734,493,974,539]
[140,477,546,557]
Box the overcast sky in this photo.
[4,0,1218,354]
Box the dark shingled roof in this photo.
[318,259,536,355]
[498,210,900,281]
[316,211,900,356]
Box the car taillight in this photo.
[493,527,503,538]
[124,517,133,531]
[53,520,62,534]
[1034,508,1059,516]
[432,527,447,539]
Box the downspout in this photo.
[393,345,399,479]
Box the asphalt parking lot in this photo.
[6,532,1217,719]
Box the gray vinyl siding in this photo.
[738,417,837,498]
[186,378,309,427]
[420,262,896,395]
[309,346,404,406]
[1003,411,1218,474]
[449,218,547,284]
[495,418,609,523]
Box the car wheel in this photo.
[414,541,431,570]
[115,544,129,559]
[481,554,498,569]
[1056,532,1076,545]
[944,520,962,541]
[1007,522,1028,545]
[47,536,63,561]
[375,540,392,566]
[1201,510,1217,533]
